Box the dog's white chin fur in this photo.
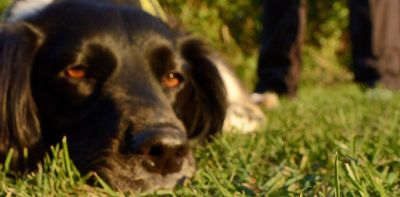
[3,0,267,133]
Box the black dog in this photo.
[0,0,227,191]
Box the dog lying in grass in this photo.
[0,0,265,192]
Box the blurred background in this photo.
[0,0,352,89]
[159,0,352,89]
[0,0,9,14]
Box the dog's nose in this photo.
[129,127,189,175]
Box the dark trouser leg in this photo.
[349,0,380,88]
[255,0,306,97]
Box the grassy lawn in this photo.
[1,1,399,196]
[1,83,399,196]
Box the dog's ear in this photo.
[176,38,227,141]
[0,23,43,154]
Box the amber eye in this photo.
[162,72,184,88]
[65,65,87,79]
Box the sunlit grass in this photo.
[1,1,399,196]
[1,84,399,196]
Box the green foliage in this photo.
[159,0,263,88]
[160,0,263,54]
[303,0,352,86]
[160,0,352,88]
[307,0,349,47]
[0,0,10,16]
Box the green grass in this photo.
[173,84,400,196]
[1,1,399,196]
[1,83,399,196]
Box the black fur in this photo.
[0,0,226,191]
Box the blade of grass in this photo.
[335,152,341,197]
[62,136,75,184]
[93,172,119,196]
[366,163,388,197]
[205,166,231,196]
[343,162,362,190]
[4,148,14,174]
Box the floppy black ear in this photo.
[176,38,227,141]
[0,23,43,156]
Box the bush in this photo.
[160,0,352,87]
[0,0,10,15]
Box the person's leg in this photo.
[254,0,306,98]
[349,0,380,88]
[369,0,400,89]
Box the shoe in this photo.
[250,92,280,109]
[364,87,393,100]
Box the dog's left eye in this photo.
[162,72,184,89]
[65,65,87,79]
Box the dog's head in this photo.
[0,1,226,191]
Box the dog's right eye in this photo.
[162,72,184,89]
[65,65,87,79]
